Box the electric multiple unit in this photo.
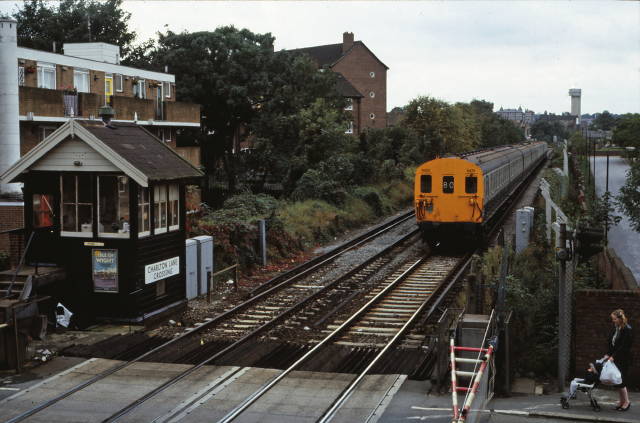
[414,142,547,245]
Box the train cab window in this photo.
[465,176,477,194]
[420,175,432,193]
[443,176,454,194]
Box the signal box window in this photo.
[465,176,478,194]
[61,174,93,235]
[33,194,54,228]
[443,176,454,194]
[420,175,432,193]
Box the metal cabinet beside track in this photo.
[191,235,213,297]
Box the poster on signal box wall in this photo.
[92,249,118,293]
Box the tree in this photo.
[592,110,617,131]
[612,114,640,149]
[530,119,569,142]
[617,161,640,232]
[12,0,137,58]
[404,96,474,157]
[132,28,347,199]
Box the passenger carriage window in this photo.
[465,176,477,194]
[420,175,432,193]
[443,176,454,194]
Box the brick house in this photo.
[289,32,388,135]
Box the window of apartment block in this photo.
[37,62,56,89]
[61,174,93,236]
[134,79,146,99]
[138,186,150,237]
[163,81,171,98]
[18,66,25,86]
[98,175,130,238]
[153,184,167,234]
[344,98,353,111]
[115,74,123,92]
[168,184,179,231]
[345,121,354,134]
[74,69,90,93]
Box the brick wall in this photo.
[596,248,638,291]
[575,289,640,388]
[165,101,200,123]
[111,96,155,121]
[0,205,24,262]
[332,42,387,130]
[19,86,65,117]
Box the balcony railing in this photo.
[19,86,200,124]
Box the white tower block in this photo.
[0,19,21,196]
[569,88,581,124]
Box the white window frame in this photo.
[37,62,56,89]
[345,121,354,134]
[18,66,25,86]
[135,79,146,99]
[168,184,179,231]
[115,74,123,92]
[153,184,167,234]
[60,174,93,238]
[163,81,171,98]
[73,69,90,93]
[344,98,353,111]
[138,186,151,238]
[40,126,56,142]
[97,175,130,239]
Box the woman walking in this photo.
[604,309,633,411]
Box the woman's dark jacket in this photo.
[607,324,633,367]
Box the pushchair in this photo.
[560,361,602,411]
[560,380,600,411]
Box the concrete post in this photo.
[259,219,267,266]
[0,19,22,196]
[557,223,570,392]
[515,208,532,254]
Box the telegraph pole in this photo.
[557,223,570,392]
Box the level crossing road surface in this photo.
[0,358,405,422]
[2,358,639,422]
[592,156,640,285]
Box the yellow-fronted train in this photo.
[414,142,547,247]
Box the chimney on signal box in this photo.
[342,32,354,53]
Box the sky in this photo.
[2,1,639,115]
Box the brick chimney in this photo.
[342,32,354,53]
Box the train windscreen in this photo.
[465,176,477,194]
[421,174,432,193]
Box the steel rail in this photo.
[2,213,415,423]
[316,253,473,423]
[249,210,415,296]
[216,256,430,423]
[100,229,420,422]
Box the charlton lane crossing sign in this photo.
[145,256,180,284]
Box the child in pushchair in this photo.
[560,360,603,411]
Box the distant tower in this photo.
[0,19,21,196]
[569,88,581,124]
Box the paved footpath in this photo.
[377,380,639,423]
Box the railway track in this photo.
[215,253,472,423]
[2,211,417,423]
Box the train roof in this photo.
[460,142,545,173]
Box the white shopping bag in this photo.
[600,360,622,385]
